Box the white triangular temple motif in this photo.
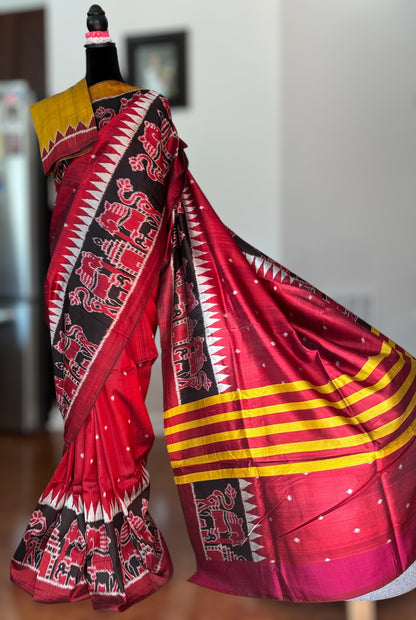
[184,196,231,394]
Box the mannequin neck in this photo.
[85,44,124,86]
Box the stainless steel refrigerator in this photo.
[0,80,52,433]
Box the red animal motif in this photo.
[197,485,246,548]
[52,521,86,587]
[54,315,98,397]
[173,330,211,391]
[69,251,130,316]
[85,523,117,593]
[115,501,165,582]
[173,265,198,320]
[86,523,111,555]
[128,501,165,573]
[55,322,95,371]
[128,116,178,183]
[96,194,160,249]
[55,315,97,358]
[22,510,47,566]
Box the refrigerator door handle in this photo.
[0,307,15,324]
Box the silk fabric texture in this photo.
[10,81,416,610]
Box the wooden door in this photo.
[0,9,45,98]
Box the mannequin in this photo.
[85,4,124,86]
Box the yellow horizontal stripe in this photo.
[170,382,416,469]
[173,392,416,484]
[164,340,393,421]
[166,353,414,455]
[165,351,407,438]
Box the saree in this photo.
[10,80,416,610]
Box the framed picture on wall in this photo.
[127,31,187,107]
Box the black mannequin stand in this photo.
[85,45,124,86]
[84,4,125,86]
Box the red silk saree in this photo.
[10,80,416,610]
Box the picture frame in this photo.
[127,31,187,107]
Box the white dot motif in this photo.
[287,495,293,501]
[293,537,301,543]
[346,489,353,495]
[354,528,361,534]
[233,290,238,295]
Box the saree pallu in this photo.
[10,82,416,610]
[159,178,416,601]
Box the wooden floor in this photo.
[1,432,416,619]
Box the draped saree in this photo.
[10,80,416,610]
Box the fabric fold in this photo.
[11,323,173,611]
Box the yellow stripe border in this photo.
[163,339,416,485]
[164,340,393,422]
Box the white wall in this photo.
[0,1,42,10]
[282,0,416,353]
